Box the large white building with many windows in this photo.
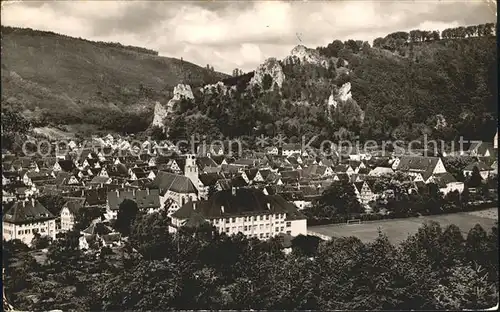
[2,198,57,246]
[170,188,307,239]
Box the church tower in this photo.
[184,154,199,191]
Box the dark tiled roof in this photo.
[90,176,111,184]
[244,168,259,180]
[464,161,492,171]
[197,157,218,170]
[199,173,224,186]
[172,188,305,221]
[57,160,76,172]
[150,171,197,194]
[3,200,56,224]
[396,156,440,172]
[63,197,86,215]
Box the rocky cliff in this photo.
[151,84,194,128]
[249,57,285,89]
[285,45,330,67]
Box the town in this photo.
[3,130,498,248]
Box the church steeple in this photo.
[184,154,199,191]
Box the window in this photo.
[259,224,263,230]
[253,225,257,230]
[18,231,22,235]
[265,224,269,229]
[286,231,291,235]
[265,215,269,220]
[280,227,284,232]
[260,233,264,238]
[215,219,219,224]
[253,216,257,221]
[260,215,263,221]
[232,227,236,232]
[225,227,229,233]
[275,227,279,232]
[244,226,248,231]
[266,233,270,238]
[231,217,235,223]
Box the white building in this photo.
[170,188,307,239]
[2,199,57,246]
[60,198,86,232]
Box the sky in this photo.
[1,0,496,74]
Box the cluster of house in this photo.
[2,132,498,248]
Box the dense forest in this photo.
[165,23,497,144]
[3,209,498,311]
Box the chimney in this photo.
[31,197,35,207]
[221,205,225,213]
[193,202,196,210]
[267,203,271,210]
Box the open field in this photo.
[308,208,498,244]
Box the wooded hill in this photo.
[165,23,497,143]
[0,26,228,132]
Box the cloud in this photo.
[1,0,495,74]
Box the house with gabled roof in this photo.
[242,168,259,184]
[265,146,279,155]
[54,171,81,187]
[60,197,87,232]
[395,156,447,182]
[332,173,350,183]
[463,161,493,180]
[300,165,327,178]
[105,188,161,219]
[353,180,377,212]
[198,172,225,199]
[150,171,198,210]
[282,143,302,157]
[3,199,57,246]
[53,159,76,173]
[197,156,219,173]
[279,170,301,185]
[427,172,464,195]
[253,169,272,183]
[89,176,112,187]
[334,164,355,176]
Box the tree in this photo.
[114,199,139,236]
[129,211,175,260]
[262,74,273,91]
[373,37,385,48]
[74,206,104,232]
[316,180,363,216]
[465,224,489,266]
[31,232,52,250]
[466,166,483,188]
[433,261,498,310]
[149,125,166,141]
[291,235,321,257]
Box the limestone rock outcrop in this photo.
[151,84,194,128]
[249,58,285,89]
